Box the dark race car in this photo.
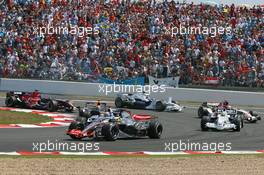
[5,91,74,112]
[76,101,107,121]
[66,108,163,141]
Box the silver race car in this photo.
[67,108,163,141]
[237,109,261,123]
[201,109,243,132]
[115,93,184,112]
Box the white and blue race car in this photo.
[201,109,243,132]
[198,101,261,123]
[114,93,184,112]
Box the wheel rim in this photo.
[198,108,203,117]
[156,125,162,136]
[156,102,163,110]
[6,98,13,106]
[48,102,52,109]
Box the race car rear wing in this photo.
[6,91,25,97]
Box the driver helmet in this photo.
[95,100,101,112]
[107,108,114,118]
[221,111,227,116]
[108,108,113,113]
[96,100,101,107]
[223,100,229,107]
[32,90,40,98]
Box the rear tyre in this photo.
[102,124,119,141]
[156,101,166,111]
[201,116,209,131]
[47,100,58,112]
[148,120,163,139]
[5,96,16,107]
[115,97,123,108]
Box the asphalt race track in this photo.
[0,97,263,152]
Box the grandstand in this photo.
[0,0,263,87]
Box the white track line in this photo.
[0,151,263,156]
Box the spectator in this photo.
[0,0,262,88]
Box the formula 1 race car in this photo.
[5,91,74,112]
[77,101,106,117]
[201,108,243,132]
[198,102,219,118]
[237,109,261,123]
[66,108,163,141]
[198,101,261,123]
[115,93,184,112]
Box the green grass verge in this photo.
[0,92,6,97]
[0,110,52,124]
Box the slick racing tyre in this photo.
[201,116,210,131]
[233,117,242,132]
[68,121,85,131]
[115,97,123,108]
[156,101,166,111]
[68,121,85,140]
[102,124,119,141]
[198,107,208,118]
[148,120,163,139]
[5,96,16,107]
[249,111,261,120]
[47,100,58,112]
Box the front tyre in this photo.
[68,121,85,131]
[68,121,85,140]
[233,117,242,132]
[148,120,163,139]
[115,97,123,108]
[201,116,209,131]
[198,107,206,118]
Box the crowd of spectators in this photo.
[0,0,263,87]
